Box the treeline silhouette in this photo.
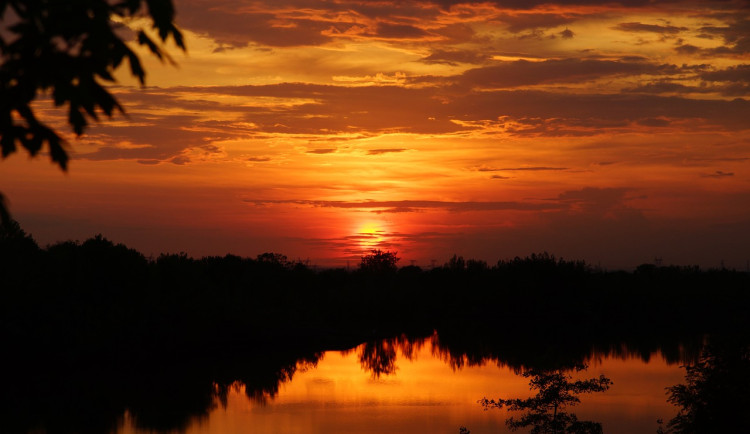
[1,221,749,433]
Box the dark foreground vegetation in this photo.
[1,221,749,433]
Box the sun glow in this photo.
[357,221,387,252]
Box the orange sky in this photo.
[2,0,750,268]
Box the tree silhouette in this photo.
[0,0,184,224]
[480,364,611,434]
[360,249,400,273]
[658,335,750,433]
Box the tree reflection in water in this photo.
[658,334,750,433]
[356,335,425,377]
[0,331,717,434]
[479,364,611,434]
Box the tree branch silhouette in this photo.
[0,0,184,224]
[480,364,612,434]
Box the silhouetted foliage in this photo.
[0,0,184,223]
[1,225,749,433]
[0,192,9,227]
[446,254,466,271]
[360,249,399,273]
[658,334,750,433]
[480,364,612,434]
[0,218,37,249]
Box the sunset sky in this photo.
[2,0,749,268]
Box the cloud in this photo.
[429,0,656,9]
[244,198,562,212]
[459,58,670,88]
[247,156,272,162]
[72,51,750,163]
[372,207,421,213]
[501,166,568,171]
[174,0,469,48]
[560,28,574,39]
[373,22,430,39]
[625,80,750,97]
[80,119,227,162]
[170,156,191,165]
[557,187,629,206]
[697,16,750,55]
[99,83,750,161]
[701,64,750,83]
[636,117,672,127]
[172,0,735,50]
[625,81,700,94]
[176,1,335,48]
[675,43,701,55]
[475,165,568,172]
[614,22,687,34]
[701,170,735,178]
[367,148,407,155]
[497,12,579,32]
[421,49,492,65]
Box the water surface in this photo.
[116,338,685,434]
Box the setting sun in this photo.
[356,221,387,252]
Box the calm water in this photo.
[114,338,686,434]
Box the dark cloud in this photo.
[475,165,568,172]
[614,22,687,34]
[702,170,735,178]
[80,115,228,162]
[556,187,634,215]
[456,90,750,132]
[373,23,430,39]
[174,0,452,47]
[497,13,579,32]
[459,58,670,88]
[244,198,562,212]
[84,74,750,164]
[426,0,657,9]
[701,64,750,83]
[421,49,492,65]
[637,117,672,127]
[170,156,191,165]
[625,81,700,94]
[171,0,750,52]
[625,80,750,97]
[697,17,750,55]
[431,23,477,44]
[247,156,272,162]
[372,207,421,213]
[675,44,701,55]
[691,157,750,163]
[560,28,575,39]
[163,83,750,138]
[176,3,333,47]
[500,166,568,171]
[367,148,407,155]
